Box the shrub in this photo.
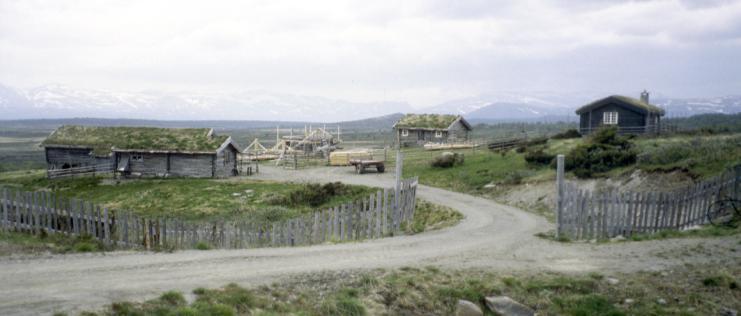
[524,149,556,166]
[276,182,356,207]
[551,129,582,139]
[431,152,464,168]
[565,127,637,178]
[195,241,211,250]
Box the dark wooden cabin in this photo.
[576,91,665,135]
[42,126,240,178]
[393,114,472,147]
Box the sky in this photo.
[1,0,740,108]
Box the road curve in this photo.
[0,166,738,315]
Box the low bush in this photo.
[430,152,464,168]
[551,129,582,139]
[272,182,359,207]
[565,127,637,178]
[524,149,555,166]
[515,137,549,153]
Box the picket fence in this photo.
[557,165,741,240]
[0,177,418,249]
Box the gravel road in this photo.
[0,165,738,315]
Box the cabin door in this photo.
[418,131,425,141]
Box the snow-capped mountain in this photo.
[0,83,413,122]
[425,92,741,120]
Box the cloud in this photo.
[0,0,740,107]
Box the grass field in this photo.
[0,171,377,221]
[76,264,741,316]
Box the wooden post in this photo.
[556,154,565,239]
[2,188,8,231]
[395,150,403,212]
[734,164,741,201]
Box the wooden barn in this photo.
[42,126,241,178]
[576,91,666,135]
[393,114,472,147]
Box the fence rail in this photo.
[47,163,114,179]
[557,165,741,240]
[0,177,418,249]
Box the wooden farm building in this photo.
[393,114,472,147]
[576,91,666,135]
[42,126,241,178]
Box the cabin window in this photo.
[401,129,409,136]
[603,112,618,125]
[435,130,443,138]
[131,153,143,162]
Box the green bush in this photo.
[431,152,464,168]
[524,149,555,166]
[551,129,582,139]
[565,127,637,178]
[284,182,353,207]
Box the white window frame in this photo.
[401,129,409,136]
[603,112,619,125]
[131,153,143,162]
[435,130,443,138]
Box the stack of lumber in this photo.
[329,150,372,166]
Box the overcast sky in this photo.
[1,0,740,107]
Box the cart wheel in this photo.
[357,165,365,174]
[377,165,385,173]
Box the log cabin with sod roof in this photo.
[42,126,241,178]
[393,114,472,147]
[576,91,666,135]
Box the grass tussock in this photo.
[404,199,463,234]
[0,231,108,256]
[83,265,741,316]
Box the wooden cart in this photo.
[349,159,385,174]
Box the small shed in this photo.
[393,114,472,147]
[42,126,241,178]
[576,91,665,135]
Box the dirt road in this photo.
[0,166,738,315]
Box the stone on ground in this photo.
[455,299,483,316]
[485,296,535,316]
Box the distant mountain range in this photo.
[426,92,741,122]
[1,83,740,122]
[0,83,412,122]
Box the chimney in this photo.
[640,90,649,104]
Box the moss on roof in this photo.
[42,125,229,156]
[576,95,665,115]
[394,114,461,129]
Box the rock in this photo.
[455,300,483,316]
[485,296,535,316]
[721,307,738,316]
[589,239,597,244]
[232,193,241,197]
[657,298,667,305]
[244,189,254,194]
[660,271,669,277]
[606,277,620,285]
[483,183,496,189]
[624,298,634,305]
[610,235,626,242]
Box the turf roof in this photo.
[576,95,665,115]
[42,125,230,156]
[394,114,462,129]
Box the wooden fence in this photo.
[47,163,114,179]
[557,164,741,240]
[0,177,419,249]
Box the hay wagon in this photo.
[349,159,385,174]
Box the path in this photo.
[0,166,738,315]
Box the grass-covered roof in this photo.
[394,114,464,129]
[576,95,666,115]
[42,125,229,155]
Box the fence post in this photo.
[556,154,565,239]
[395,150,403,221]
[734,164,741,200]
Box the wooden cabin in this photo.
[42,126,240,178]
[393,114,472,147]
[576,91,665,135]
